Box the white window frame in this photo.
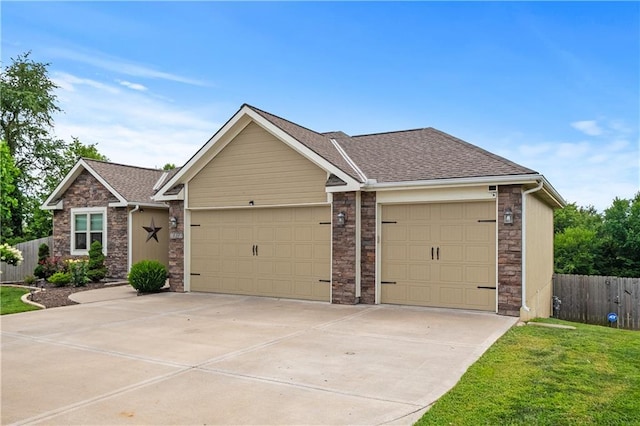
[70,207,107,255]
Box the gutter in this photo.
[521,180,544,312]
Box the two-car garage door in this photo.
[381,201,497,311]
[190,206,331,301]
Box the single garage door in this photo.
[190,206,331,301]
[381,201,496,311]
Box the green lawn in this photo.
[0,286,41,315]
[416,319,640,426]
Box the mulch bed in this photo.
[25,281,129,309]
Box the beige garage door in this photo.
[190,206,331,301]
[381,201,496,311]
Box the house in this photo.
[42,159,173,277]
[46,104,565,320]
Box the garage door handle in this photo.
[252,245,256,256]
[431,247,434,260]
[256,245,258,256]
[437,247,440,260]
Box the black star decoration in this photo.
[143,218,162,242]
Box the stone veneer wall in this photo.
[167,200,185,292]
[360,191,376,304]
[332,192,357,304]
[498,185,523,316]
[52,170,129,278]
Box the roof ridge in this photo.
[427,128,535,173]
[352,127,435,138]
[82,158,164,172]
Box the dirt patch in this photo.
[26,281,130,308]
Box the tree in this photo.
[1,52,110,242]
[554,202,602,234]
[162,163,177,170]
[0,141,21,243]
[596,193,640,277]
[1,51,63,188]
[554,227,599,275]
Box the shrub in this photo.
[23,275,36,285]
[66,258,89,287]
[128,260,168,293]
[34,244,50,279]
[36,256,64,279]
[87,241,107,282]
[48,271,72,287]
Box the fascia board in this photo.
[365,174,546,191]
[153,187,185,201]
[41,159,127,209]
[152,108,253,201]
[42,160,86,208]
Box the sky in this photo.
[2,1,638,211]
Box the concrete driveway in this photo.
[1,289,517,425]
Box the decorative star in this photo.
[143,218,162,243]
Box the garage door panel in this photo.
[381,201,496,311]
[190,207,330,301]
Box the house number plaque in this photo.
[170,232,183,239]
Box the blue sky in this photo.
[2,1,638,211]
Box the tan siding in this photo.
[523,194,554,320]
[131,208,170,269]
[189,122,327,208]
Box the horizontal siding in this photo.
[189,122,327,208]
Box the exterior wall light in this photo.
[169,216,178,228]
[503,207,513,225]
[337,211,346,226]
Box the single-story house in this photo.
[45,104,565,320]
[43,159,173,277]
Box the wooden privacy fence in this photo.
[553,274,639,330]
[0,236,53,283]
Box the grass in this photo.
[416,319,640,426]
[0,286,41,315]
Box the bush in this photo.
[23,275,36,285]
[128,260,168,293]
[36,256,64,279]
[34,244,50,279]
[48,272,72,287]
[0,243,23,266]
[87,241,107,282]
[66,258,89,287]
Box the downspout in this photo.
[128,205,141,272]
[521,181,543,312]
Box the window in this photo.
[71,208,107,255]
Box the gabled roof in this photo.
[147,103,563,207]
[42,158,169,210]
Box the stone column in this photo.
[332,192,357,304]
[168,200,185,292]
[360,191,376,304]
[498,185,523,316]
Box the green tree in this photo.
[554,202,602,234]
[1,52,110,242]
[554,227,599,275]
[597,193,640,277]
[162,163,177,170]
[0,141,21,243]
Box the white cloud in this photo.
[117,80,147,91]
[47,47,210,87]
[52,71,223,169]
[571,120,603,136]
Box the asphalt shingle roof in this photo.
[339,127,536,183]
[83,159,167,204]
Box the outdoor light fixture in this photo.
[337,211,346,226]
[249,200,254,206]
[503,207,513,225]
[169,216,178,228]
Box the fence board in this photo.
[553,274,640,330]
[0,236,53,283]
